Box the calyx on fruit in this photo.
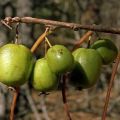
[0,44,35,87]
[32,58,59,92]
[70,48,102,89]
[46,45,74,74]
[90,39,118,64]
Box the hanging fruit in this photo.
[0,44,35,87]
[31,58,59,92]
[90,39,118,64]
[70,48,102,89]
[46,45,74,74]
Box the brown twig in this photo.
[10,87,19,120]
[1,20,12,30]
[1,17,120,34]
[30,28,50,53]
[73,31,93,50]
[102,53,120,120]
[62,74,72,120]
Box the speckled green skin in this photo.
[32,58,58,92]
[0,44,35,87]
[70,48,102,89]
[46,45,74,73]
[90,39,118,64]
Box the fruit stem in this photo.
[45,37,52,48]
[10,87,19,120]
[14,23,20,44]
[73,31,93,51]
[87,35,92,48]
[102,53,120,120]
[31,28,50,53]
[61,74,72,120]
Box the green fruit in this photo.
[46,45,74,73]
[0,44,35,87]
[90,39,118,64]
[32,58,58,92]
[70,48,102,89]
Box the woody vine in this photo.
[0,17,120,120]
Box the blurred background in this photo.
[0,0,120,120]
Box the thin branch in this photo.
[102,53,120,120]
[1,20,12,30]
[10,87,19,120]
[1,17,120,34]
[61,74,72,120]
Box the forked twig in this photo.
[102,53,120,120]
[1,20,12,30]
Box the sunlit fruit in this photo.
[70,48,102,89]
[90,39,118,64]
[46,45,74,73]
[0,44,35,87]
[32,58,59,92]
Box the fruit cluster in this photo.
[32,45,74,91]
[70,39,118,89]
[0,39,118,92]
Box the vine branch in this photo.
[1,17,120,34]
[102,53,120,120]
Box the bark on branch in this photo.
[1,17,120,34]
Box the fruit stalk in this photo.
[73,31,93,50]
[31,29,50,52]
[102,53,120,120]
